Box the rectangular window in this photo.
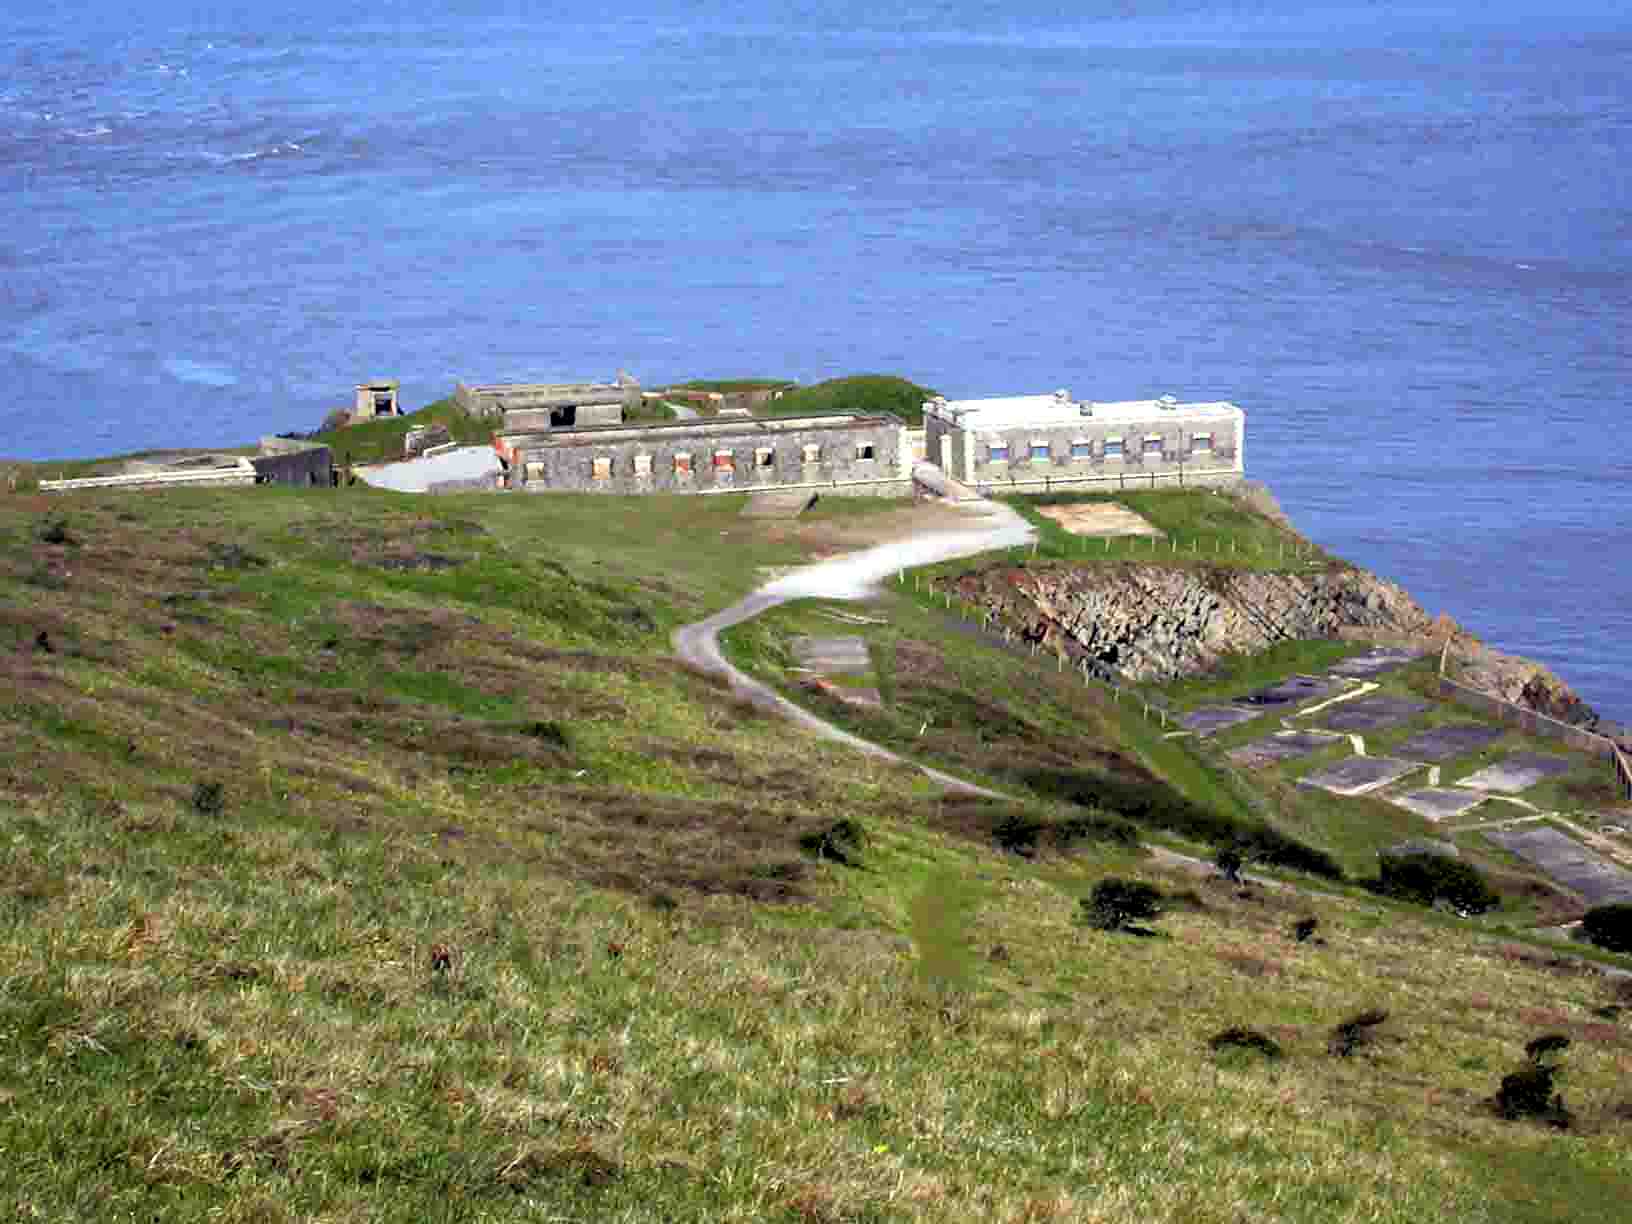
[756,447,775,468]
[674,452,693,475]
[1143,435,1164,455]
[713,450,735,472]
[1103,437,1124,459]
[987,443,1009,462]
[802,443,822,465]
[633,453,653,476]
[1191,432,1213,453]
[1030,441,1051,461]
[1070,439,1092,459]
[856,442,876,461]
[591,456,612,481]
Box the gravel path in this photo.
[671,498,1033,797]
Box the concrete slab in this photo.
[1229,730,1343,767]
[1321,695,1431,732]
[1234,674,1333,708]
[1488,826,1632,905]
[1036,502,1163,538]
[742,490,817,519]
[1396,723,1506,762]
[1457,752,1575,794]
[1392,787,1488,822]
[1330,647,1422,679]
[791,635,871,674]
[1181,705,1262,736]
[359,446,500,492]
[1299,755,1419,796]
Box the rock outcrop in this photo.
[941,559,1607,732]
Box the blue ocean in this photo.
[2,0,1628,720]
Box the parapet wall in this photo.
[457,379,640,419]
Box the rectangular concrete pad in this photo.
[791,636,871,674]
[1299,755,1418,796]
[1330,647,1422,679]
[742,490,817,518]
[1458,752,1575,794]
[1233,675,1333,708]
[1229,730,1343,767]
[1321,695,1431,732]
[1396,723,1506,762]
[1391,788,1488,822]
[1180,705,1263,735]
[1488,826,1632,905]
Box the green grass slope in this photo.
[756,375,938,426]
[1,486,1629,1222]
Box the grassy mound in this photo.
[756,374,938,426]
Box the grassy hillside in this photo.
[1,485,1630,1222]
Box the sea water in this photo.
[2,0,1627,720]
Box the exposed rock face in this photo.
[941,561,1607,732]
[945,561,1434,683]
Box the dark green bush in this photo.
[191,781,224,817]
[1017,768,1343,880]
[1495,1063,1571,1127]
[1209,1027,1283,1060]
[1215,847,1244,882]
[1580,903,1632,954]
[37,517,74,546]
[799,819,866,867]
[1082,878,1163,932]
[1372,851,1498,914]
[1328,1009,1387,1057]
[992,808,1139,856]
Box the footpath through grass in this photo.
[2,485,1631,1221]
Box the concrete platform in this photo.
[1489,826,1632,905]
[792,636,872,674]
[1396,723,1506,762]
[1229,730,1343,767]
[1329,647,1422,679]
[359,446,500,492]
[1299,755,1418,796]
[1457,752,1574,794]
[1036,502,1163,538]
[1391,787,1488,822]
[1234,675,1333,708]
[1181,705,1263,736]
[742,490,817,518]
[1321,695,1431,732]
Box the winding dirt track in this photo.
[671,498,1033,797]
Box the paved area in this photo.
[1396,723,1506,761]
[1180,705,1263,735]
[1036,502,1163,537]
[1234,675,1333,707]
[1229,730,1342,767]
[1299,755,1419,796]
[742,490,816,518]
[1458,751,1574,793]
[358,446,499,492]
[1392,787,1488,822]
[791,636,871,674]
[1488,825,1632,905]
[1330,647,1422,678]
[1321,694,1431,732]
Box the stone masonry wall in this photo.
[512,419,908,495]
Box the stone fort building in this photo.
[493,412,912,496]
[924,391,1244,490]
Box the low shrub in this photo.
[1017,768,1343,880]
[1580,902,1632,954]
[1293,917,1320,943]
[1215,847,1244,882]
[190,781,224,817]
[1328,1009,1387,1057]
[37,517,74,546]
[1371,851,1498,914]
[1495,1063,1570,1127]
[799,819,866,867]
[1081,878,1163,932]
[992,807,1139,856]
[1209,1027,1283,1060]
